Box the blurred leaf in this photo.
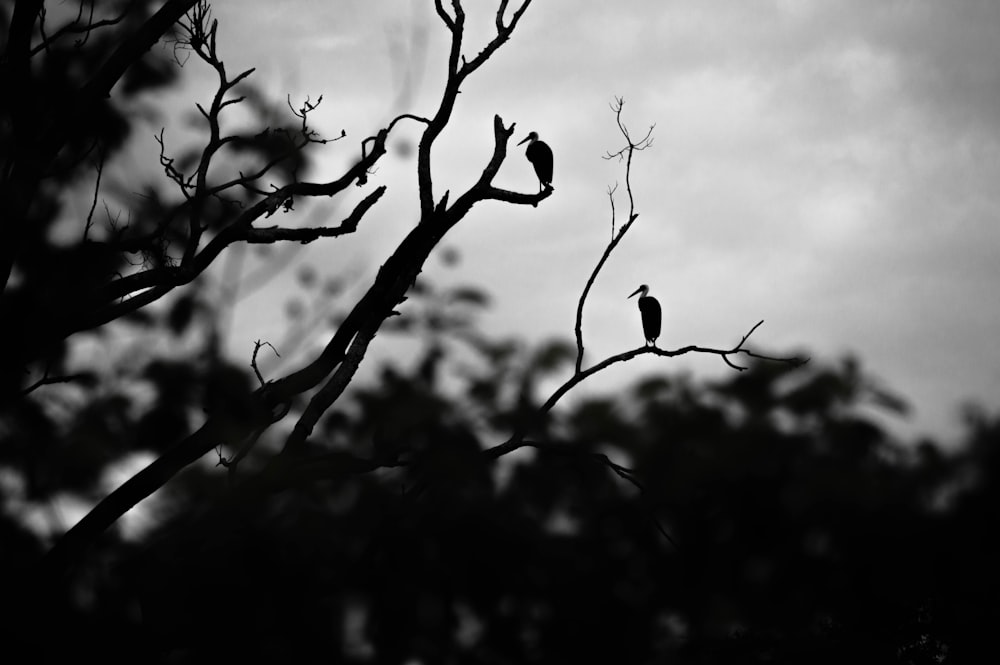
[297,264,318,289]
[123,308,156,326]
[447,286,490,308]
[167,294,197,334]
[868,385,910,416]
[632,376,671,402]
[531,339,574,374]
[439,246,461,267]
[284,298,305,320]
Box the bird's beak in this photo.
[517,135,530,146]
[628,287,643,299]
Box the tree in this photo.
[0,2,832,661]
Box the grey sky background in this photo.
[174,0,1000,444]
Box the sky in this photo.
[167,0,1000,445]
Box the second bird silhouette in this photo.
[628,284,661,347]
[518,131,553,192]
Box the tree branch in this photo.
[30,1,136,56]
[82,144,107,242]
[281,315,383,456]
[78,126,392,332]
[460,0,533,78]
[486,321,807,460]
[575,98,652,374]
[243,186,387,244]
[42,0,546,572]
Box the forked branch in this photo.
[488,320,807,460]
[575,97,654,373]
[41,0,550,575]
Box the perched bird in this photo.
[628,284,661,347]
[517,131,553,192]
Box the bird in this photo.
[517,131,553,192]
[628,284,661,347]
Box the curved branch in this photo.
[576,98,651,373]
[42,410,266,576]
[447,115,552,216]
[30,3,134,56]
[42,3,543,576]
[244,186,387,244]
[459,0,533,78]
[88,127,392,316]
[478,186,553,207]
[486,321,806,460]
[420,1,535,217]
[282,314,383,455]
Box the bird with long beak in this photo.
[517,131,553,192]
[628,284,661,347]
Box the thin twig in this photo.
[30,1,135,55]
[251,339,280,386]
[82,144,106,241]
[243,186,387,244]
[21,372,89,397]
[575,98,652,374]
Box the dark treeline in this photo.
[3,275,998,663]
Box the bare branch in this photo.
[82,145,106,241]
[176,7,257,262]
[434,0,456,31]
[497,0,510,32]
[30,1,136,55]
[21,372,90,397]
[447,115,552,214]
[387,113,433,132]
[487,321,806,460]
[244,186,387,245]
[575,99,651,374]
[477,185,552,207]
[83,126,393,326]
[419,1,536,216]
[42,0,543,573]
[251,339,281,386]
[459,0,533,78]
[282,315,382,455]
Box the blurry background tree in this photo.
[2,1,997,664]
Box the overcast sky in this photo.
[185,0,1000,444]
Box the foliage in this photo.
[6,294,999,662]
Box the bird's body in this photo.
[517,131,553,192]
[628,284,661,346]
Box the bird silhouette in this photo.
[517,131,553,192]
[628,284,661,346]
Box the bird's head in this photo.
[517,131,539,146]
[628,284,649,299]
